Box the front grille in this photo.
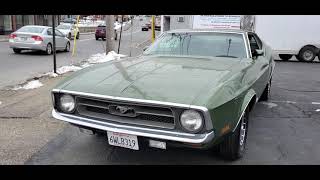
[75,96,175,129]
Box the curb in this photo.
[0,39,8,42]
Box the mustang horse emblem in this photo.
[115,106,133,114]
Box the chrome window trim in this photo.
[52,109,215,144]
[52,89,213,130]
[244,32,252,58]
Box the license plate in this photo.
[19,37,27,41]
[107,131,139,150]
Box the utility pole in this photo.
[52,15,57,73]
[129,16,133,57]
[105,15,114,54]
[117,15,124,54]
[151,15,155,43]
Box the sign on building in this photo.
[192,15,241,29]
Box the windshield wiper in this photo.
[215,55,238,58]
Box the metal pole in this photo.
[129,16,133,57]
[151,15,155,42]
[117,15,124,54]
[52,15,56,73]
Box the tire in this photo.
[95,36,99,40]
[13,48,21,54]
[259,78,271,101]
[46,43,52,55]
[297,46,317,62]
[64,42,70,52]
[102,38,106,41]
[68,33,71,40]
[76,32,79,39]
[218,108,249,160]
[279,54,292,61]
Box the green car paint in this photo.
[52,30,275,147]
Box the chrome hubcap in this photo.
[239,117,246,150]
[303,50,313,61]
[47,45,52,54]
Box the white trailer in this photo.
[255,15,320,62]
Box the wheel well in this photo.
[299,45,319,54]
[248,95,257,112]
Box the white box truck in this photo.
[255,15,320,62]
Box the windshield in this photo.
[144,32,247,58]
[57,24,71,29]
[17,26,45,33]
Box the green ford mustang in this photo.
[51,29,275,160]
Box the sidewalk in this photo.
[0,74,67,164]
[0,35,8,42]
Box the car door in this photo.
[55,29,65,49]
[247,32,270,98]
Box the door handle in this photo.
[261,64,269,70]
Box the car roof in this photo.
[20,25,50,29]
[165,28,251,34]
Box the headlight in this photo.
[180,110,203,133]
[59,94,75,113]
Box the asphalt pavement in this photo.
[24,61,320,165]
[0,18,157,89]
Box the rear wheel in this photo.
[259,78,271,101]
[13,48,21,54]
[218,108,249,160]
[95,36,99,40]
[279,54,292,61]
[46,43,52,55]
[297,46,317,62]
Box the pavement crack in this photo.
[276,144,287,161]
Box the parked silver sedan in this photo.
[9,25,70,55]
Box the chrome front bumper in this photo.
[52,109,215,144]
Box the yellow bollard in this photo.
[72,15,80,57]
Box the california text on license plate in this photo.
[107,131,139,150]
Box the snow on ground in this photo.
[43,72,59,78]
[13,80,43,90]
[260,102,278,108]
[0,101,2,105]
[316,109,320,112]
[56,65,82,74]
[312,102,320,105]
[86,51,126,64]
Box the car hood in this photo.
[56,55,244,106]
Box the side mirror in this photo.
[143,46,149,51]
[253,49,264,57]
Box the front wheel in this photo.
[68,33,71,40]
[64,42,70,52]
[76,32,79,39]
[218,108,249,160]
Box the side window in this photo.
[55,30,63,37]
[47,28,52,35]
[248,33,261,53]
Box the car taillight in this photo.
[9,34,17,39]
[31,35,43,41]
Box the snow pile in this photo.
[43,72,59,78]
[56,65,82,74]
[86,51,126,64]
[312,102,320,105]
[13,80,43,90]
[316,109,320,112]
[0,101,2,105]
